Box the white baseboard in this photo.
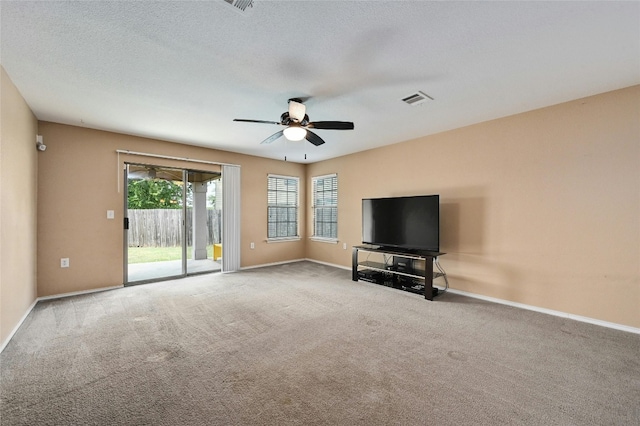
[240,258,307,271]
[0,299,38,353]
[37,285,123,301]
[446,288,640,335]
[305,258,351,271]
[241,258,351,272]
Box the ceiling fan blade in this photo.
[307,121,354,130]
[305,130,325,146]
[261,130,284,144]
[234,119,281,125]
[288,99,306,122]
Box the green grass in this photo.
[128,245,214,264]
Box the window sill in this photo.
[267,237,301,243]
[310,237,338,244]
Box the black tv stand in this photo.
[352,245,447,300]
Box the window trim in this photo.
[311,173,338,242]
[310,236,338,244]
[267,236,301,243]
[267,174,300,242]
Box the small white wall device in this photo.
[36,135,47,151]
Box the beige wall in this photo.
[1,67,39,345]
[36,122,306,297]
[307,86,640,328]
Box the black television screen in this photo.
[362,195,439,252]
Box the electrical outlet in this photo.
[61,258,70,268]
[250,242,255,249]
[343,243,347,250]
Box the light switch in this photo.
[107,210,115,219]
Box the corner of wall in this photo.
[0,66,39,350]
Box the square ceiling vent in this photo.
[223,0,254,13]
[402,91,434,106]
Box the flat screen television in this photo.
[362,195,439,253]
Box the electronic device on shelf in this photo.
[362,194,439,253]
[357,269,385,283]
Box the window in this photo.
[312,174,338,240]
[267,175,299,240]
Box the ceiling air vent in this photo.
[223,0,254,13]
[402,91,434,106]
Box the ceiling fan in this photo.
[233,98,354,146]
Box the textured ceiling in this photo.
[1,1,639,163]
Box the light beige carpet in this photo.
[1,261,639,425]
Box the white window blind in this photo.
[312,174,337,239]
[267,175,299,239]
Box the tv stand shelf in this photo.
[352,246,447,300]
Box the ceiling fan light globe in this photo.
[283,126,307,141]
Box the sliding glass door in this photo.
[123,163,222,285]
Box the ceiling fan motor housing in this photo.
[280,112,310,126]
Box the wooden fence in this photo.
[127,209,221,247]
